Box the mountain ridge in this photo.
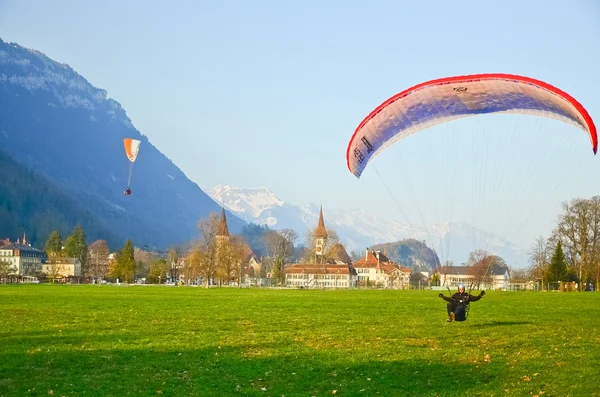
[204,184,531,266]
[0,38,245,249]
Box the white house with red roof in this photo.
[353,248,412,289]
[432,264,511,290]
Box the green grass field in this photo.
[1,285,599,396]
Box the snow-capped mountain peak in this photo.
[204,185,529,266]
[204,185,284,219]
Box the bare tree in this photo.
[556,198,595,290]
[183,246,202,285]
[195,212,222,288]
[133,247,159,280]
[265,229,297,285]
[147,259,170,284]
[529,235,550,289]
[0,260,11,283]
[509,267,530,283]
[217,234,247,286]
[532,195,600,291]
[467,249,501,289]
[46,260,66,283]
[302,227,339,263]
[585,196,600,290]
[87,240,110,283]
[167,247,180,282]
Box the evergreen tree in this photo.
[44,230,63,257]
[118,239,136,283]
[272,257,282,285]
[547,240,568,282]
[63,225,88,267]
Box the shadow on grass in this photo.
[470,320,534,327]
[1,343,500,397]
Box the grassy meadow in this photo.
[1,285,599,396]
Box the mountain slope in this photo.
[205,184,530,267]
[0,38,245,248]
[0,149,120,248]
[369,239,441,270]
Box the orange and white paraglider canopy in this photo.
[123,138,141,194]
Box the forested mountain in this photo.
[0,149,120,248]
[0,38,245,249]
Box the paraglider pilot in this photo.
[439,284,485,322]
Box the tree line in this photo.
[30,211,350,286]
[528,196,600,291]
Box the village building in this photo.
[353,249,412,289]
[0,233,47,280]
[217,207,264,278]
[176,207,263,286]
[242,245,263,277]
[489,264,511,290]
[432,263,511,290]
[42,257,82,281]
[284,207,358,289]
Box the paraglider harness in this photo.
[450,284,471,320]
[443,283,484,322]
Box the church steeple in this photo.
[23,231,27,245]
[217,207,230,238]
[315,205,327,239]
[315,205,327,263]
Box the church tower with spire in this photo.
[314,206,328,264]
[216,207,230,248]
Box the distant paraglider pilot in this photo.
[123,138,141,197]
[439,284,485,322]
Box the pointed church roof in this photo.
[328,243,352,264]
[217,207,229,237]
[315,205,327,238]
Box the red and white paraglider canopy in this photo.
[346,73,597,178]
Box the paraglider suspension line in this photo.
[373,164,412,227]
[127,162,135,187]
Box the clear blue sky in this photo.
[1,0,599,251]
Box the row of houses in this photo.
[201,206,418,289]
[0,234,82,282]
[159,207,512,290]
[2,208,512,289]
[213,207,510,290]
[261,207,509,290]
